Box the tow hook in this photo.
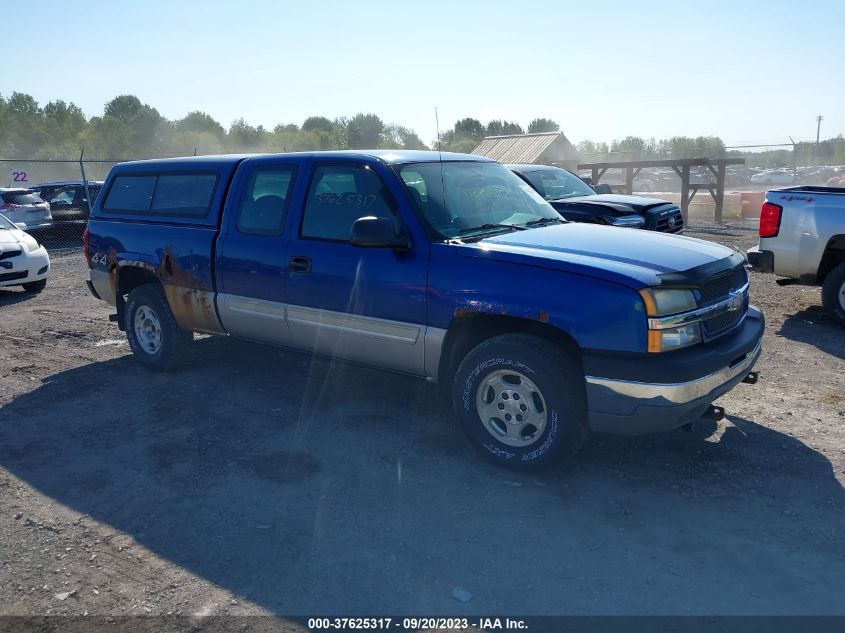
[702,404,726,422]
[742,371,759,385]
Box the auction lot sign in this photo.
[7,167,31,188]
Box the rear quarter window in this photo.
[103,176,156,212]
[1,190,43,205]
[103,173,217,217]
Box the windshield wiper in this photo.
[522,217,565,227]
[454,223,526,236]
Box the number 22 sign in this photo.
[8,169,29,186]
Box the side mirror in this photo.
[593,183,613,194]
[349,216,410,249]
[14,222,27,230]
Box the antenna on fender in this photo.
[435,106,447,228]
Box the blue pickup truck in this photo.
[85,150,763,470]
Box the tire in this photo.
[452,334,588,470]
[125,284,193,371]
[821,262,845,327]
[21,279,47,293]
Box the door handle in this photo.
[289,255,312,273]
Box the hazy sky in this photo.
[9,0,844,147]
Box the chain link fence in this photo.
[1,157,124,252]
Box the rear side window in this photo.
[151,174,217,215]
[1,190,43,205]
[237,167,297,235]
[103,176,156,212]
[103,173,217,216]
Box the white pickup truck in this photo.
[747,186,845,326]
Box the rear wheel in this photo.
[452,334,588,470]
[125,284,193,371]
[21,279,46,293]
[821,262,845,327]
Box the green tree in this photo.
[227,118,268,150]
[382,125,429,150]
[175,111,225,139]
[302,116,335,134]
[346,113,384,149]
[527,118,559,133]
[453,117,486,142]
[610,136,648,159]
[80,116,134,157]
[102,95,163,155]
[4,92,46,155]
[41,100,86,156]
[486,120,523,136]
[576,140,610,158]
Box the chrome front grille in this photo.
[655,210,684,233]
[699,266,749,337]
[700,266,748,304]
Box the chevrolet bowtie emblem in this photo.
[728,289,745,312]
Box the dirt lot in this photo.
[0,220,843,618]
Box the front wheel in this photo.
[821,262,845,327]
[125,284,193,371]
[452,334,588,470]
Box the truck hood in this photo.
[551,194,676,215]
[455,223,741,288]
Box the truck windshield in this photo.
[0,213,13,230]
[398,161,562,239]
[520,168,596,200]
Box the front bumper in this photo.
[746,246,774,273]
[585,307,764,435]
[0,246,50,287]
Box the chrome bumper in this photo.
[585,340,762,435]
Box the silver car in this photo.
[0,188,53,231]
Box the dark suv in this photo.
[30,181,104,223]
[509,164,684,233]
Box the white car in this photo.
[0,188,53,230]
[750,169,794,186]
[0,213,50,293]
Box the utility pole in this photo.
[816,115,823,144]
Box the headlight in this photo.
[605,214,645,229]
[640,288,697,316]
[20,234,41,253]
[639,288,701,352]
[649,323,702,352]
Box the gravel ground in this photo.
[0,220,843,618]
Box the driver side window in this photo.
[301,164,395,242]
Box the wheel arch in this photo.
[437,313,583,389]
[818,235,845,281]
[114,265,161,331]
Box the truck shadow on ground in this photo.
[777,306,845,359]
[0,286,39,307]
[1,336,843,614]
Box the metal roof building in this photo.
[471,131,580,169]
